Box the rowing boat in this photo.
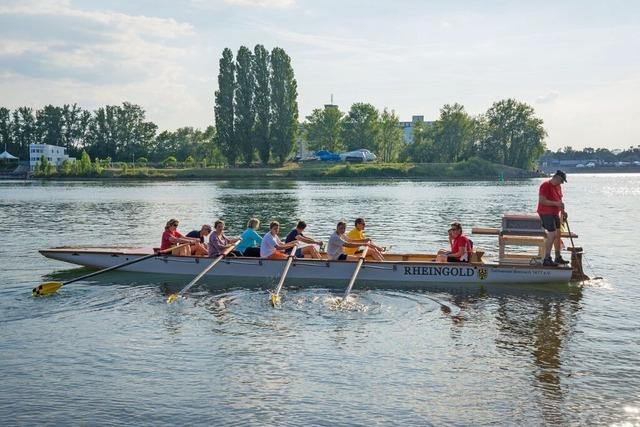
[39,247,573,288]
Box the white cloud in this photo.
[256,24,406,63]
[0,40,59,55]
[536,91,560,104]
[0,0,194,38]
[0,0,196,83]
[0,0,207,130]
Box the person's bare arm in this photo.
[296,235,322,245]
[539,194,564,209]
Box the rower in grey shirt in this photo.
[327,221,373,261]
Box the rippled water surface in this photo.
[1,175,639,426]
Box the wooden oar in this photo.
[166,240,241,304]
[422,293,452,314]
[33,243,191,296]
[342,246,369,300]
[269,243,299,307]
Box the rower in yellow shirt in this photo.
[344,218,385,261]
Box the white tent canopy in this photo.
[0,151,18,160]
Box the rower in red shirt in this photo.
[161,219,205,255]
[537,170,569,266]
[437,222,472,262]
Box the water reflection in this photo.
[491,287,583,425]
[215,190,300,234]
[216,179,298,191]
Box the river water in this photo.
[1,175,638,426]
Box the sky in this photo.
[1,0,639,151]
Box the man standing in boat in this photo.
[537,170,569,267]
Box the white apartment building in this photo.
[29,144,75,170]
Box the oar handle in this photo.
[63,243,190,286]
[343,246,369,299]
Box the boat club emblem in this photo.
[478,268,488,280]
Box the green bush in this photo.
[136,157,148,166]
[184,155,196,168]
[163,156,178,168]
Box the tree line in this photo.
[215,45,298,166]
[303,104,404,163]
[1,40,550,172]
[304,99,547,170]
[0,103,223,165]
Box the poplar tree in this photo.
[214,48,237,166]
[269,47,298,164]
[62,103,91,156]
[234,46,256,165]
[0,108,12,152]
[377,109,403,162]
[12,107,37,158]
[253,44,271,165]
[36,105,65,147]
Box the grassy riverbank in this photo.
[32,158,541,180]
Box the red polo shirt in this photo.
[451,234,472,262]
[161,230,184,250]
[537,180,563,215]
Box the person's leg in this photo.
[552,215,569,264]
[539,215,559,266]
[192,243,208,256]
[553,215,562,255]
[268,251,288,260]
[540,215,556,258]
[301,245,320,259]
[367,247,384,261]
[545,230,556,258]
[243,247,260,257]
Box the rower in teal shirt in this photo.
[236,218,263,257]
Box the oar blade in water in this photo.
[270,293,280,307]
[166,293,180,304]
[33,281,63,296]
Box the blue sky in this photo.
[1,0,638,150]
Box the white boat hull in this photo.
[40,247,573,289]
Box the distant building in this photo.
[29,143,75,170]
[399,115,434,144]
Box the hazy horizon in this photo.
[1,0,639,151]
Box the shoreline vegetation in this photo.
[2,46,552,181]
[4,45,636,182]
[24,158,543,181]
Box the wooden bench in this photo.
[499,235,545,261]
[471,227,578,238]
[472,227,578,263]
